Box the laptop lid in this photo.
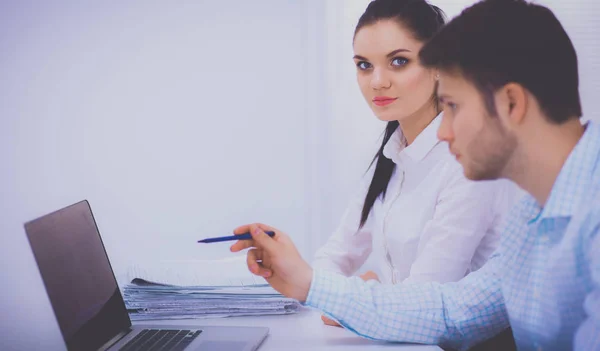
[24,200,131,351]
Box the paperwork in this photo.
[122,256,301,320]
[123,255,262,287]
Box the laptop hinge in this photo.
[97,328,133,351]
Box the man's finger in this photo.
[231,223,280,252]
[249,224,279,252]
[247,248,272,278]
[233,224,253,235]
[231,223,263,252]
[230,239,255,252]
[233,223,276,235]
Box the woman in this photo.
[312,0,519,325]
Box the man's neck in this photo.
[508,119,584,206]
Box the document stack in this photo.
[121,256,302,321]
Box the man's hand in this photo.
[230,223,313,302]
[321,270,379,327]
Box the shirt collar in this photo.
[536,121,600,219]
[382,112,443,164]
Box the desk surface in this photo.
[143,308,442,351]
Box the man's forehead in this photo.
[437,71,474,96]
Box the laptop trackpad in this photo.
[196,341,249,350]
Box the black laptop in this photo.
[24,200,269,351]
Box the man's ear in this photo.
[495,83,528,128]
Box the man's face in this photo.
[436,71,517,180]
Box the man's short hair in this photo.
[419,0,582,123]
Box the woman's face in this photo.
[353,20,437,122]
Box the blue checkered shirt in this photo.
[306,121,600,351]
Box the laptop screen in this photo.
[24,201,131,351]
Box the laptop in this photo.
[24,200,269,351]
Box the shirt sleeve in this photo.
[575,209,600,350]
[305,250,510,351]
[403,163,511,284]
[312,166,376,276]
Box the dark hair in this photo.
[419,0,582,123]
[356,0,446,228]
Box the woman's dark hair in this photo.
[356,0,446,228]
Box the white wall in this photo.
[0,1,326,349]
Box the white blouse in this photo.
[313,113,521,284]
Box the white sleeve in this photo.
[312,165,376,276]
[403,162,507,284]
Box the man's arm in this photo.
[306,252,509,351]
[575,215,600,350]
[230,224,510,351]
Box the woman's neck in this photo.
[398,100,440,146]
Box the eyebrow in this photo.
[386,48,411,58]
[353,48,411,61]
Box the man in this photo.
[230,0,600,350]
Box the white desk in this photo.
[144,308,442,351]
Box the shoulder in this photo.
[571,190,600,242]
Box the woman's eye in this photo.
[356,61,372,70]
[447,102,458,110]
[391,57,408,66]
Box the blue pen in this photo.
[197,231,276,243]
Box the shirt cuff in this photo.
[304,269,349,310]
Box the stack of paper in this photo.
[121,256,302,320]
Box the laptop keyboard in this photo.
[119,329,202,351]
